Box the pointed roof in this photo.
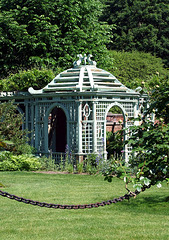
[28,54,138,95]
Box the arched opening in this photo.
[106,105,124,159]
[48,107,67,152]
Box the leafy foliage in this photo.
[106,131,123,159]
[108,50,169,90]
[0,151,41,171]
[0,137,13,150]
[0,0,112,78]
[101,0,169,67]
[148,82,169,123]
[0,68,56,91]
[101,157,132,183]
[0,101,31,154]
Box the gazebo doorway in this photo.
[48,107,67,153]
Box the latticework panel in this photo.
[96,102,109,121]
[38,102,51,122]
[82,121,93,153]
[81,102,93,153]
[69,122,78,152]
[36,103,51,152]
[68,102,78,122]
[96,121,105,152]
[121,102,134,118]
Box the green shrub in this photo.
[84,163,98,175]
[64,162,74,173]
[39,155,57,171]
[76,162,84,174]
[0,151,41,171]
[83,153,99,174]
[16,143,35,155]
[0,68,59,91]
[84,153,98,167]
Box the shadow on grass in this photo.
[134,195,169,205]
[119,193,169,215]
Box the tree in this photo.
[102,80,169,191]
[108,50,169,90]
[0,0,112,78]
[101,0,169,67]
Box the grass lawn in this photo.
[0,171,169,240]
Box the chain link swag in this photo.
[0,186,149,210]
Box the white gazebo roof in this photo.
[28,54,137,95]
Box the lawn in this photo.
[0,171,169,240]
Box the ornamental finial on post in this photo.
[73,54,96,67]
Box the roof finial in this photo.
[73,54,83,67]
[84,54,87,65]
[87,54,96,66]
[73,54,97,67]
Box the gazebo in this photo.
[0,54,148,161]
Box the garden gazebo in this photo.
[0,54,147,161]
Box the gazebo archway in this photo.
[43,102,69,157]
[105,103,126,159]
[48,107,67,152]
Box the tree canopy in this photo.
[0,0,112,78]
[108,50,169,90]
[101,0,169,67]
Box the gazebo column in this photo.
[93,101,97,153]
[30,101,35,146]
[25,100,29,130]
[35,104,39,153]
[77,101,83,162]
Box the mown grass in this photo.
[0,171,169,240]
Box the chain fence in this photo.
[0,185,150,210]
